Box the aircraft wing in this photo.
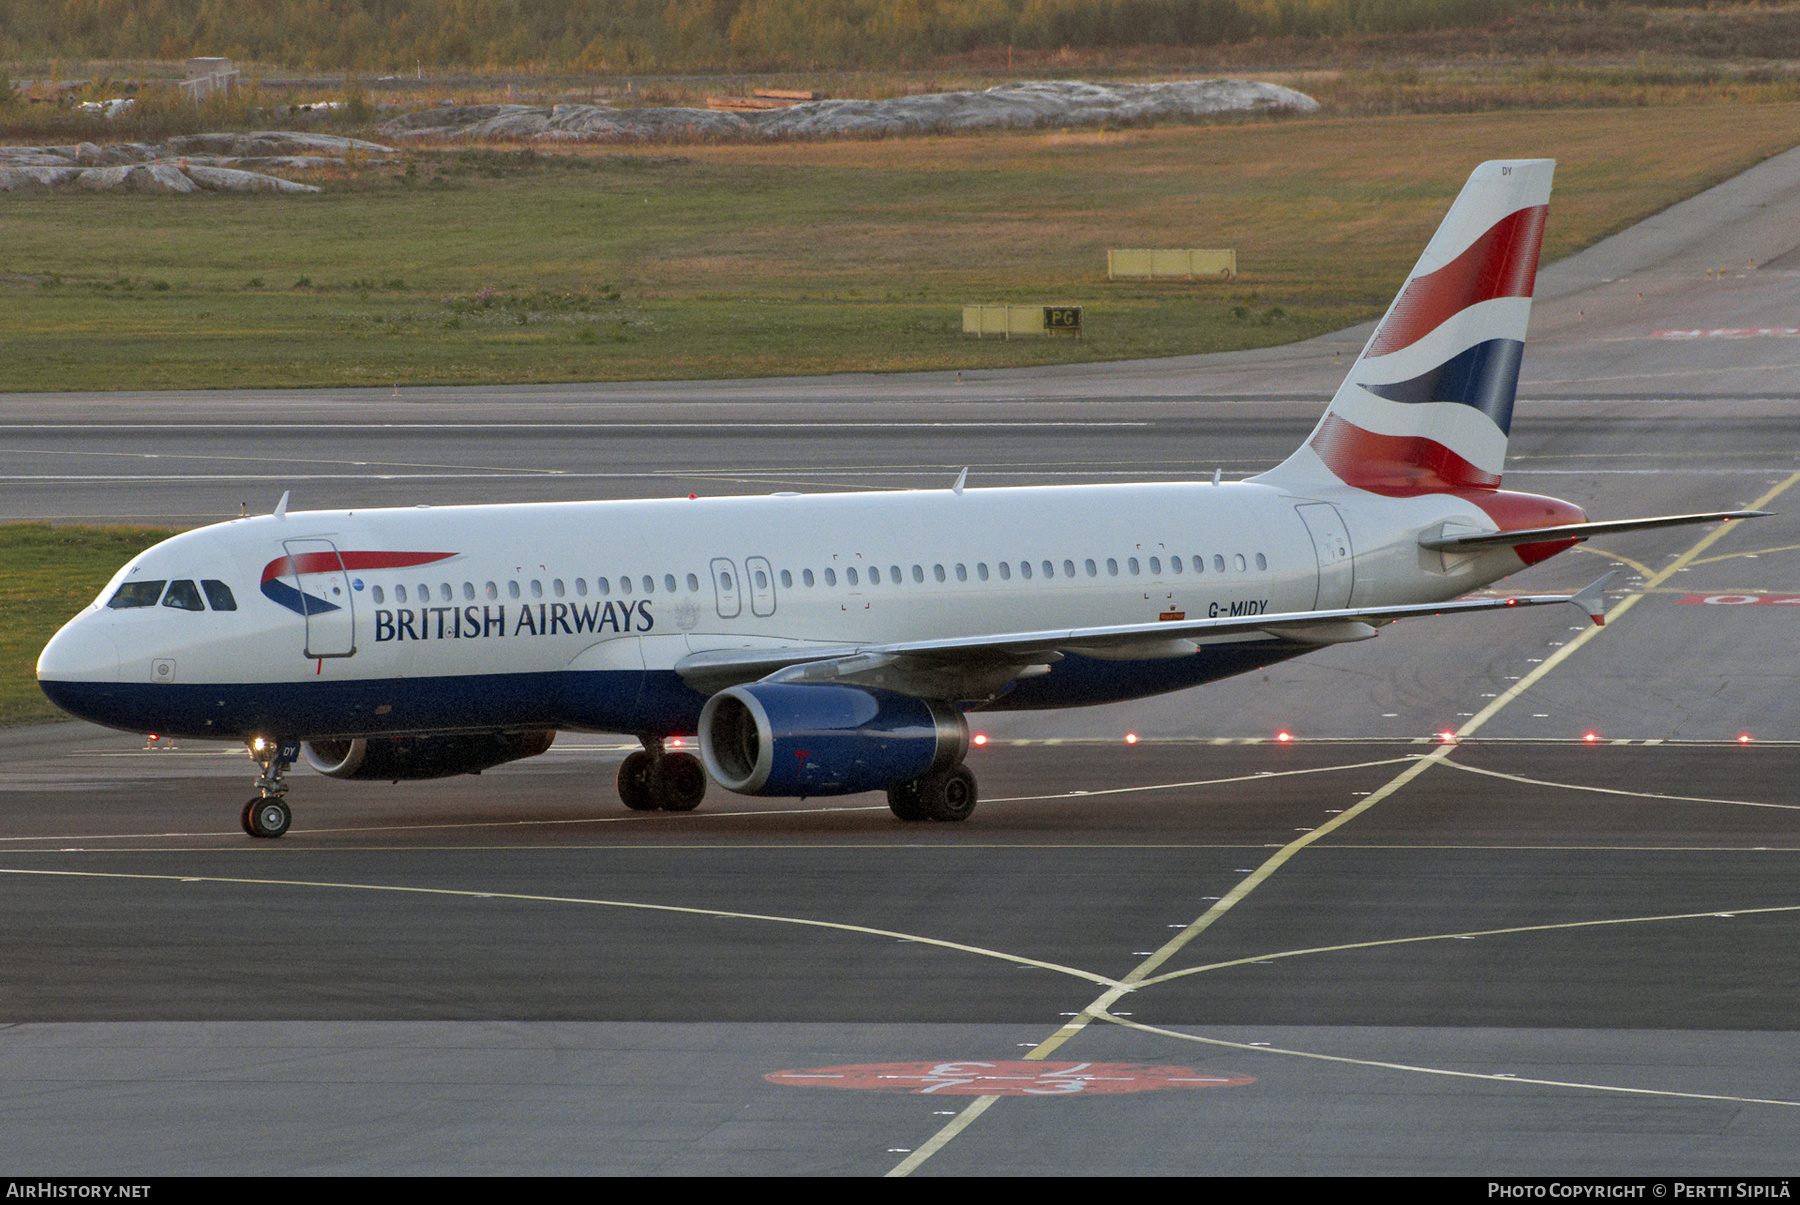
[1418,510,1767,552]
[674,575,1617,691]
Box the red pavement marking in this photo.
[764,1060,1255,1096]
[1677,594,1800,605]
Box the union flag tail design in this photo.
[1257,159,1553,496]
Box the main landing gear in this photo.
[618,737,708,813]
[241,737,295,839]
[887,764,978,823]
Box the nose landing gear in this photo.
[618,736,708,813]
[242,738,297,839]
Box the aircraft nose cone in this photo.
[37,617,121,684]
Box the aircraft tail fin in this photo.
[1255,159,1554,496]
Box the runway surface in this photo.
[3,149,1800,1175]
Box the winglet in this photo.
[1569,571,1616,626]
[273,490,290,519]
[952,467,968,496]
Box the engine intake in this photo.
[302,730,556,781]
[699,682,966,797]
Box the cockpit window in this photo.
[107,580,166,609]
[161,580,205,611]
[201,580,237,611]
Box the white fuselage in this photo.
[38,479,1529,742]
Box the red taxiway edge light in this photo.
[1276,731,1292,743]
[1583,732,1600,743]
[1738,734,1753,744]
[1124,733,1139,745]
[972,733,988,747]
[1438,731,1457,744]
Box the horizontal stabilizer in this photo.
[1418,510,1769,552]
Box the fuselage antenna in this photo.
[274,490,290,518]
[952,467,968,495]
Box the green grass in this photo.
[0,524,178,727]
[4,104,1799,391]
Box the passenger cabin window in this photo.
[201,579,237,611]
[620,576,633,594]
[1107,559,1118,577]
[868,567,880,585]
[1193,556,1204,573]
[688,573,701,591]
[846,567,859,586]
[1042,560,1055,578]
[998,563,1011,581]
[1128,558,1140,575]
[161,580,205,611]
[597,577,610,595]
[530,580,543,599]
[395,585,408,603]
[933,565,946,583]
[642,575,654,593]
[465,582,477,600]
[486,581,498,600]
[1235,554,1247,571]
[803,569,815,587]
[371,585,386,604]
[1020,562,1032,580]
[1170,556,1183,574]
[977,563,989,581]
[824,568,836,586]
[1256,553,1268,571]
[575,579,587,597]
[780,570,792,588]
[553,579,565,598]
[1213,555,1226,573]
[955,564,967,582]
[1149,556,1162,575]
[1063,560,1076,578]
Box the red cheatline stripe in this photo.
[261,550,455,583]
[1365,205,1547,359]
[1310,413,1500,496]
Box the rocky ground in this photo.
[381,79,1319,143]
[0,132,394,195]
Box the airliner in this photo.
[37,159,1762,838]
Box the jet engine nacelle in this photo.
[699,682,967,797]
[302,730,556,781]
